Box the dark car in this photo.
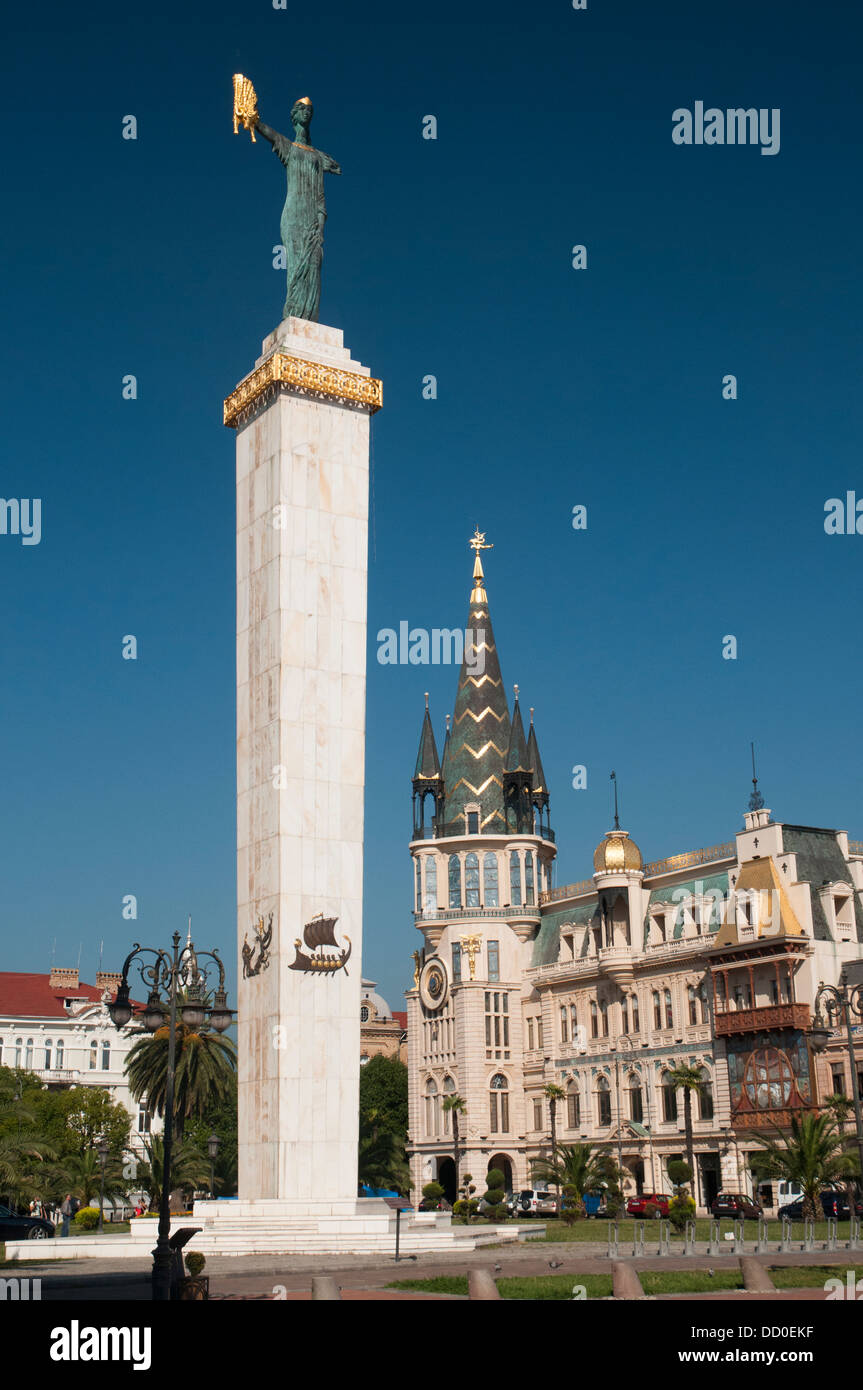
[778,1190,863,1220]
[0,1204,55,1240]
[710,1192,762,1220]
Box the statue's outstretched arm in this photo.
[255,119,278,148]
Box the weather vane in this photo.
[469,527,493,556]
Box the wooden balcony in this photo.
[714,1002,811,1036]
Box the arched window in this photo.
[570,1004,579,1047]
[524,852,535,905]
[698,1067,714,1120]
[448,855,462,909]
[424,856,438,912]
[662,1072,678,1123]
[89,1041,97,1070]
[55,1039,64,1069]
[596,1075,612,1127]
[415,858,422,912]
[664,989,674,1030]
[567,1083,581,1129]
[360,1004,369,1023]
[25,1039,33,1068]
[629,1074,644,1123]
[425,1078,438,1137]
[489,1073,509,1133]
[630,995,640,1034]
[600,1000,609,1037]
[590,1000,598,1039]
[44,1040,52,1070]
[465,853,480,909]
[653,991,661,1029]
[13,1038,22,1067]
[509,852,522,907]
[621,997,629,1035]
[101,1041,110,1072]
[483,852,499,907]
[452,941,462,983]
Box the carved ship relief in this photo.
[290,913,351,975]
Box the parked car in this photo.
[626,1192,671,1218]
[513,1189,558,1217]
[0,1204,55,1240]
[710,1192,763,1220]
[778,1190,863,1220]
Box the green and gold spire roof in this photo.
[442,530,512,831]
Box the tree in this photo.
[125,1023,236,1139]
[184,1072,238,1197]
[543,1083,566,1194]
[358,1109,409,1193]
[750,1112,860,1220]
[136,1136,211,1211]
[50,1147,129,1208]
[358,1055,408,1135]
[530,1143,621,1216]
[442,1094,466,1189]
[667,1064,704,1206]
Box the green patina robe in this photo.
[269,131,341,323]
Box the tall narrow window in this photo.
[510,851,522,907]
[483,852,499,907]
[101,1041,111,1070]
[698,1067,714,1120]
[485,993,510,1059]
[590,1000,598,1039]
[13,1038,22,1067]
[533,1099,543,1130]
[629,1075,643,1123]
[137,1102,151,1135]
[452,942,462,983]
[536,1018,543,1049]
[55,1039,63,1069]
[415,858,422,911]
[662,1073,678,1123]
[524,852,535,905]
[630,995,640,1034]
[688,985,699,1025]
[448,854,462,908]
[621,996,629,1035]
[465,852,480,909]
[489,1074,509,1132]
[467,811,479,834]
[89,1041,97,1070]
[596,1076,612,1127]
[664,989,674,1030]
[527,1017,535,1051]
[44,1040,52,1070]
[25,1039,33,1068]
[560,1005,568,1044]
[442,1075,455,1132]
[425,1078,438,1137]
[653,991,661,1029]
[570,1004,578,1046]
[487,940,500,983]
[567,1085,580,1129]
[600,1001,609,1037]
[424,856,437,912]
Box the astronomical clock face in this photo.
[419,957,449,1012]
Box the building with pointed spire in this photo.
[406,534,863,1212]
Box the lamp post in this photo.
[813,973,863,1186]
[96,1138,109,1232]
[108,929,233,1301]
[207,1133,221,1199]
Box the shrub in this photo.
[643,1202,660,1221]
[482,1167,506,1217]
[421,1182,444,1207]
[667,1160,692,1189]
[668,1194,696,1231]
[73,1206,101,1231]
[560,1183,583,1227]
[185,1251,206,1277]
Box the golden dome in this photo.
[593,829,643,873]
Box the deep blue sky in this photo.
[2,0,861,1011]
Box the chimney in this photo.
[49,967,79,991]
[96,971,122,997]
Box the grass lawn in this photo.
[387,1263,861,1301]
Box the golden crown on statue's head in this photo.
[296,97,312,106]
[233,73,259,142]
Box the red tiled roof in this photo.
[0,973,110,1020]
[392,1011,407,1029]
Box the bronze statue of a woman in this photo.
[233,76,341,323]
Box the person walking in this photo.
[59,1193,74,1238]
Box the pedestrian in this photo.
[59,1193,74,1237]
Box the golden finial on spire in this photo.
[469,526,493,602]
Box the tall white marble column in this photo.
[226,317,382,1208]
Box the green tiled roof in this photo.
[531,902,600,967]
[642,871,728,945]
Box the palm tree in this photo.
[51,1148,128,1208]
[125,1023,236,1139]
[667,1064,704,1206]
[0,1134,56,1208]
[543,1083,566,1196]
[442,1094,466,1189]
[750,1111,859,1220]
[530,1143,619,1213]
[358,1111,409,1193]
[821,1094,858,1212]
[137,1136,211,1211]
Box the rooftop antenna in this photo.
[187,914,193,947]
[610,770,620,831]
[749,742,765,811]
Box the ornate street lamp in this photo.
[207,1133,221,1199]
[108,929,234,1301]
[813,973,863,1187]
